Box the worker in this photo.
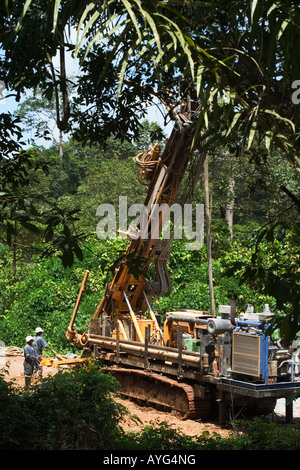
[33,327,50,355]
[23,336,39,388]
[33,327,50,378]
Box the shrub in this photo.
[0,363,126,450]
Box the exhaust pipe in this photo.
[230,299,236,327]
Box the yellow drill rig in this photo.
[65,102,300,423]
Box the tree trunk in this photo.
[12,220,17,278]
[59,130,63,159]
[225,176,235,240]
[204,155,215,316]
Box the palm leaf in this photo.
[15,0,33,31]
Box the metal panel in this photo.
[232,332,261,377]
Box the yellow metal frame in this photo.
[40,357,90,367]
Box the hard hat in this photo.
[26,336,34,343]
[35,327,43,334]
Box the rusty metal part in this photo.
[134,144,161,183]
[106,367,211,420]
[72,332,89,349]
[88,333,202,366]
[66,270,90,342]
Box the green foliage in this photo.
[0,237,127,351]
[233,418,300,451]
[0,363,125,450]
[224,223,300,343]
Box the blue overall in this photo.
[33,335,50,373]
[23,344,39,377]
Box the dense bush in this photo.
[0,363,126,450]
[0,237,127,351]
[233,418,300,451]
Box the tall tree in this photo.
[1,0,300,330]
[204,155,215,315]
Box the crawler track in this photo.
[106,367,211,420]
